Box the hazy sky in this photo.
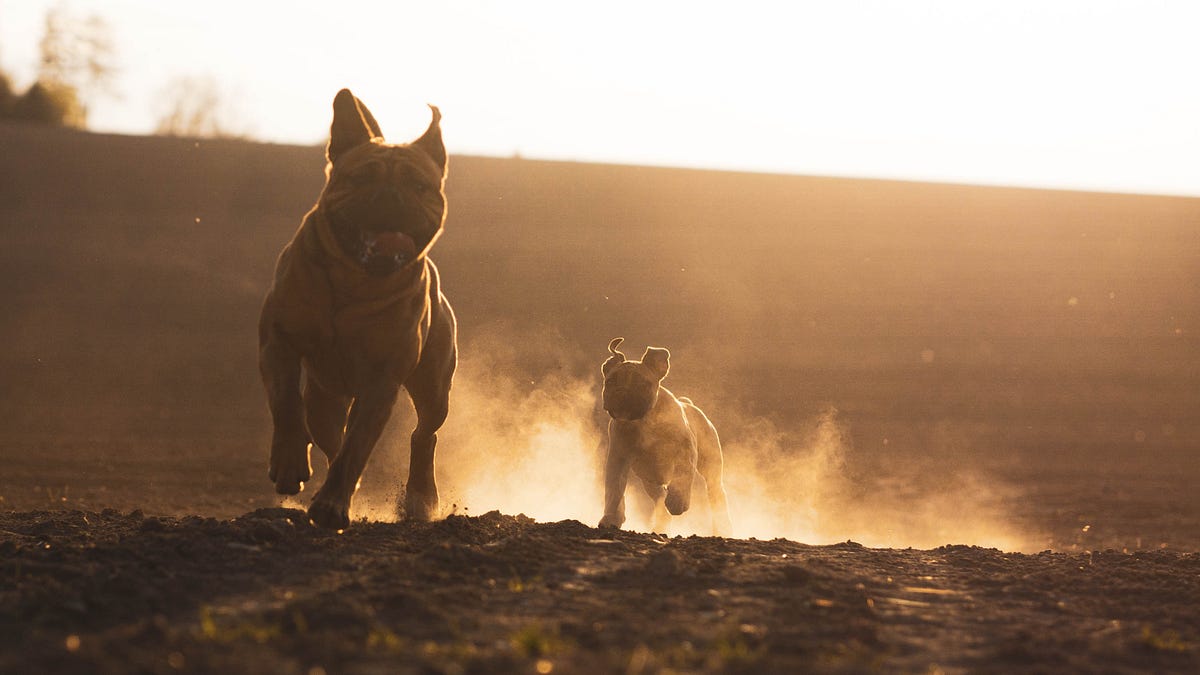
[1,1,1197,196]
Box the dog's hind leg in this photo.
[403,378,449,522]
[636,478,670,533]
[686,405,732,537]
[650,492,671,534]
[304,375,349,464]
[402,316,457,522]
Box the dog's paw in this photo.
[269,436,312,495]
[597,514,624,529]
[308,494,350,530]
[404,489,440,522]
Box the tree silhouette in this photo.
[154,75,250,139]
[34,5,117,127]
[10,81,82,125]
[0,72,15,117]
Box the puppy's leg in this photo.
[598,437,630,529]
[402,314,456,522]
[261,328,311,495]
[304,375,349,464]
[308,381,399,529]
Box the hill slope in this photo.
[2,122,1195,457]
[0,122,1198,548]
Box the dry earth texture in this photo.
[0,122,1198,673]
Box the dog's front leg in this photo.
[598,442,631,529]
[260,328,312,495]
[308,381,399,529]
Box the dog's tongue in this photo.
[370,231,417,257]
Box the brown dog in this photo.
[598,338,732,536]
[258,89,456,529]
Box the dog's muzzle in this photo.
[603,391,651,421]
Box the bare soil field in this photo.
[0,122,1197,672]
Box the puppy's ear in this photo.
[412,104,446,178]
[328,89,375,163]
[641,347,670,381]
[602,337,626,377]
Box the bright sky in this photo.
[1,0,1197,196]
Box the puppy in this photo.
[258,89,456,529]
[598,338,732,536]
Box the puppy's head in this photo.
[319,89,447,276]
[601,337,670,421]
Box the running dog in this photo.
[598,338,732,536]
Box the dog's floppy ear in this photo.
[412,104,447,177]
[328,88,375,163]
[641,346,670,381]
[602,337,625,377]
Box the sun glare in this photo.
[0,1,1194,194]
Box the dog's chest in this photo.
[277,260,433,395]
[314,296,429,391]
[621,419,696,484]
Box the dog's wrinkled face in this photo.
[320,89,447,276]
[601,338,671,421]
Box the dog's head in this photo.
[601,337,670,421]
[318,89,447,276]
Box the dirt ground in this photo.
[1,123,1198,672]
[1,506,1197,675]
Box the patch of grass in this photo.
[365,627,405,652]
[197,606,282,644]
[510,623,564,659]
[706,623,766,670]
[1141,626,1192,653]
[505,568,544,593]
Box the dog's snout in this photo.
[604,400,647,422]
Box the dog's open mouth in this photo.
[360,230,418,275]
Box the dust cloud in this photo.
[344,329,1025,551]
[715,408,1024,551]
[435,329,605,525]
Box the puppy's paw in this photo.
[404,490,440,522]
[598,514,624,529]
[665,490,690,516]
[269,436,312,495]
[308,494,350,530]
